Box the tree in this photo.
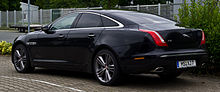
[35,0,101,9]
[178,0,220,65]
[100,0,119,9]
[0,0,21,11]
[0,0,9,11]
[9,0,22,10]
[33,0,173,9]
[35,0,50,9]
[21,0,36,4]
[49,0,78,8]
[133,0,168,5]
[118,0,131,6]
[117,0,173,6]
[83,0,101,7]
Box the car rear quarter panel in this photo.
[96,28,155,59]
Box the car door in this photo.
[33,13,79,67]
[65,13,104,66]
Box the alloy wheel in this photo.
[95,53,115,83]
[13,46,27,71]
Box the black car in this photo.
[12,10,207,85]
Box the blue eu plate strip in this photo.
[177,61,179,68]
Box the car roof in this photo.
[75,10,178,30]
[77,10,136,14]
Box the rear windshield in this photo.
[112,12,181,30]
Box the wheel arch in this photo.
[12,41,33,66]
[12,41,26,49]
[12,41,27,56]
[89,44,120,73]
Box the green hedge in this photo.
[178,0,220,72]
[0,41,12,55]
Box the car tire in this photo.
[12,44,34,73]
[158,71,182,80]
[93,49,121,86]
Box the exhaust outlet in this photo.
[151,67,164,73]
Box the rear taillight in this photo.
[139,29,168,47]
[200,30,205,45]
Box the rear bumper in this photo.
[120,49,208,74]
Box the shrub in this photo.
[178,0,220,73]
[100,0,119,9]
[0,41,12,55]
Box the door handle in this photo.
[88,33,95,37]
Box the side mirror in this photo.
[41,26,55,34]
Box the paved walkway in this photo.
[1,56,220,92]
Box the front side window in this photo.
[76,13,102,28]
[50,13,78,30]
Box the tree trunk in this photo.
[108,0,111,9]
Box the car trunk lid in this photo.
[157,29,203,49]
[139,28,203,49]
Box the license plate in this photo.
[177,60,196,68]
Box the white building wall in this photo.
[20,2,39,24]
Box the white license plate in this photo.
[177,60,196,68]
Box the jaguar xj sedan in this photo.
[12,10,207,85]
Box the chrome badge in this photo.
[26,42,37,45]
[182,34,190,38]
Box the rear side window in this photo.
[101,16,119,27]
[113,12,175,24]
[76,13,102,28]
[112,12,179,30]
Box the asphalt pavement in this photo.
[0,30,25,43]
[1,30,220,92]
[1,56,220,92]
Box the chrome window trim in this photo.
[50,11,124,32]
[77,12,124,28]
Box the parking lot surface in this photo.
[1,30,220,92]
[0,30,25,43]
[1,56,220,92]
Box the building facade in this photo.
[20,2,39,23]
